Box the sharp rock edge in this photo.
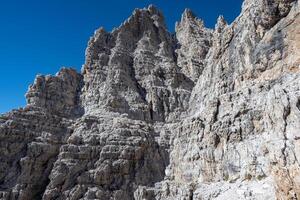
[0,1,300,199]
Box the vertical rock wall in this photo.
[0,0,299,199]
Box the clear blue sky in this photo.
[0,0,243,114]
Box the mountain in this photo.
[0,0,299,199]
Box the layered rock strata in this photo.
[0,0,299,199]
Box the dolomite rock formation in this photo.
[0,0,300,199]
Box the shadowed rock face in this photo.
[0,0,299,199]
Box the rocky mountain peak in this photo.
[175,8,212,82]
[26,67,83,118]
[1,0,300,199]
[177,8,204,29]
[215,15,227,32]
[122,4,166,32]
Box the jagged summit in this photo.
[114,4,166,33]
[179,8,204,27]
[215,15,227,30]
[182,8,195,18]
[0,0,299,199]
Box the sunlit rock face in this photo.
[1,0,300,199]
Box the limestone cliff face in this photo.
[0,0,300,199]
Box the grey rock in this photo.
[0,0,300,199]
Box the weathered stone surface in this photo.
[175,9,212,82]
[26,68,83,117]
[0,0,299,199]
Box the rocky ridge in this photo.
[0,0,300,199]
